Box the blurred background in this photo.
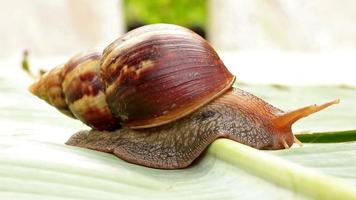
[1,0,355,85]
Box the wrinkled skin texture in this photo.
[66,88,294,169]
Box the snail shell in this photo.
[30,24,234,130]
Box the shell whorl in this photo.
[61,51,120,130]
[30,50,120,130]
[29,64,75,119]
[101,24,234,129]
[30,24,234,130]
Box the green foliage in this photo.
[124,0,207,28]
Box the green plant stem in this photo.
[296,130,356,143]
[209,139,356,200]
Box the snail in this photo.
[30,24,338,169]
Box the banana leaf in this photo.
[1,67,356,199]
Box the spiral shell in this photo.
[30,24,234,130]
[100,24,234,128]
[29,64,75,119]
[31,51,120,130]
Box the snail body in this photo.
[30,24,338,169]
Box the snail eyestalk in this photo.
[274,99,340,129]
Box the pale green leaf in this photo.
[1,68,356,199]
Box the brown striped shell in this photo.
[30,50,120,130]
[101,24,234,128]
[30,24,235,130]
[61,51,120,130]
[29,63,75,119]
